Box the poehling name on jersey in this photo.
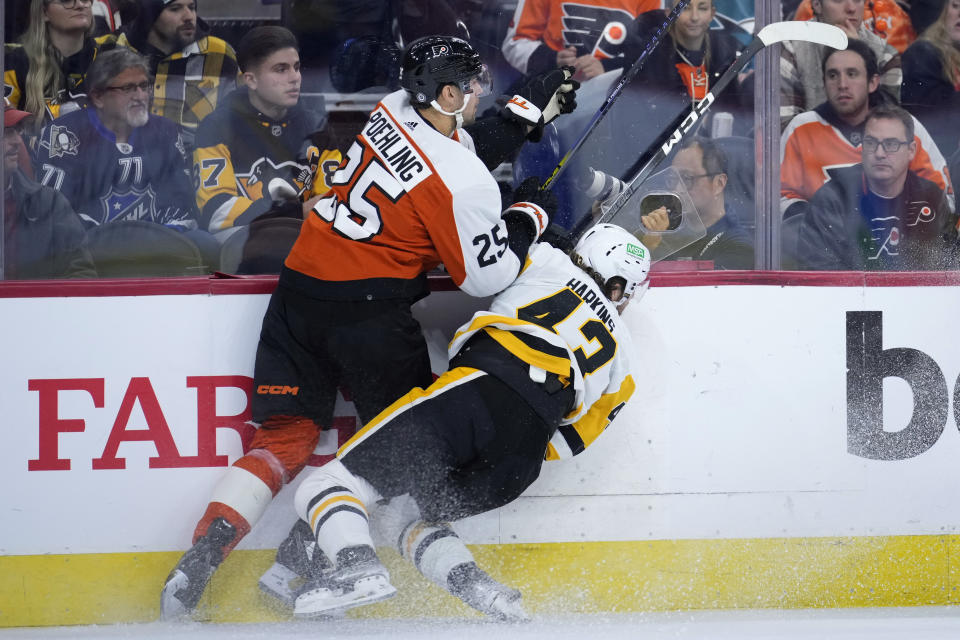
[362,109,430,189]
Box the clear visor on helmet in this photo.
[457,64,492,98]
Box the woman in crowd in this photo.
[589,0,750,187]
[4,0,116,132]
[901,0,960,156]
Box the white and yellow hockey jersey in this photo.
[448,242,636,460]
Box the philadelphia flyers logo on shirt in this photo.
[561,4,634,58]
[906,201,936,226]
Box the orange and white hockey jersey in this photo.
[448,243,636,460]
[780,104,953,217]
[502,0,660,73]
[285,90,522,300]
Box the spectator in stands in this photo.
[34,48,198,234]
[595,0,750,184]
[113,0,238,150]
[791,0,916,53]
[628,0,750,112]
[781,0,902,128]
[641,137,754,268]
[193,26,341,237]
[501,0,659,79]
[902,0,960,158]
[3,105,96,279]
[798,104,959,270]
[781,41,951,220]
[4,0,117,132]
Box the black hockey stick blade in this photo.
[587,21,847,232]
[540,0,692,191]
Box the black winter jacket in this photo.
[4,169,96,279]
[798,164,959,271]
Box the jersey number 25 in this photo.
[316,140,404,242]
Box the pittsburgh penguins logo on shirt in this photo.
[237,156,309,201]
[45,124,81,158]
[561,4,634,58]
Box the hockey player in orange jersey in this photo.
[160,34,579,620]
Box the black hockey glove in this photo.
[503,176,558,242]
[501,67,579,142]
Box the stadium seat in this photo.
[218,225,251,274]
[85,220,207,277]
[235,216,303,275]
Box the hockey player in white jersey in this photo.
[285,224,648,620]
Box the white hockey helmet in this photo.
[574,223,651,307]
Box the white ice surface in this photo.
[4,608,960,640]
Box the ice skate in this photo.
[447,562,530,622]
[159,517,237,620]
[258,519,333,608]
[293,545,397,618]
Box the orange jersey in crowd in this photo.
[503,0,660,73]
[792,0,916,53]
[780,106,953,216]
[285,90,523,300]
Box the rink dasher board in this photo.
[2,278,960,625]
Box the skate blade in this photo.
[487,594,531,623]
[159,570,191,621]
[294,575,397,619]
[258,562,301,609]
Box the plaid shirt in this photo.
[115,33,239,133]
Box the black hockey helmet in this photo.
[400,35,486,107]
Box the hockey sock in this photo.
[399,521,476,590]
[191,416,321,557]
[295,459,382,568]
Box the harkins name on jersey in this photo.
[361,108,430,189]
[565,277,617,333]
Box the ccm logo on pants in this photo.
[257,385,300,395]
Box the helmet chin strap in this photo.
[430,92,472,132]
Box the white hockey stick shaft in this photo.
[587,21,847,231]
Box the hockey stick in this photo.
[585,21,847,232]
[540,0,692,191]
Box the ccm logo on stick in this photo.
[847,311,959,461]
[661,92,716,156]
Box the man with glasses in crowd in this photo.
[113,0,239,151]
[780,40,951,221]
[34,47,198,232]
[798,104,960,270]
[637,137,754,269]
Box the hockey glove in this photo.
[501,67,579,142]
[503,176,558,242]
